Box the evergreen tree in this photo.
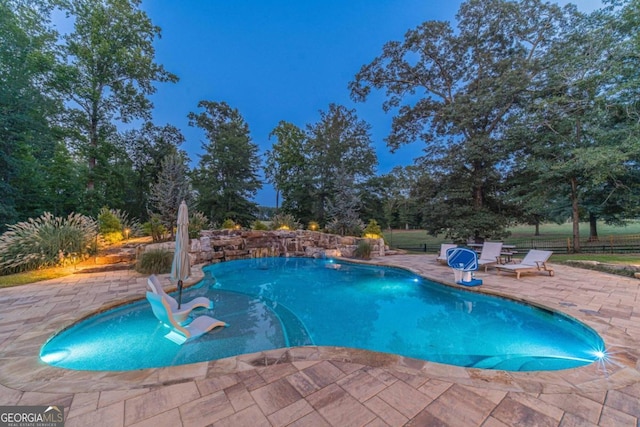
[188,101,262,226]
[149,152,192,238]
[305,104,377,225]
[325,170,365,236]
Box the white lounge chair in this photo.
[436,244,457,264]
[477,242,503,272]
[495,250,554,279]
[147,275,213,323]
[146,292,227,345]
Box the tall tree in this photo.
[305,104,377,225]
[265,121,314,223]
[601,0,640,226]
[189,101,262,226]
[350,0,569,242]
[0,0,62,228]
[57,0,177,213]
[508,6,631,251]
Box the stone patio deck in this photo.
[0,254,639,426]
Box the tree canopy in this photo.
[350,0,639,245]
[0,0,61,228]
[350,0,573,241]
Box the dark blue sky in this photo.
[141,0,601,206]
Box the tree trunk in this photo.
[473,182,483,210]
[88,99,100,191]
[571,119,583,252]
[534,221,540,236]
[571,177,581,253]
[588,212,599,241]
[472,169,484,244]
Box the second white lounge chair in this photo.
[495,250,554,279]
[477,242,503,272]
[147,275,213,323]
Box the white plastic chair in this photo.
[147,275,213,323]
[146,292,226,345]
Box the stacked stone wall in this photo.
[142,230,386,266]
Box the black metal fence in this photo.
[398,235,640,254]
[506,235,640,254]
[396,243,431,252]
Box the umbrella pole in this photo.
[178,279,183,309]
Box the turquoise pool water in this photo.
[40,257,605,371]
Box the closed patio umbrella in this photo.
[170,200,191,309]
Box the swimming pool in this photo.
[40,257,605,371]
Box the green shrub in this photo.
[362,219,383,239]
[0,212,97,274]
[271,213,300,230]
[189,211,210,239]
[252,220,269,230]
[135,249,173,274]
[98,207,122,234]
[98,207,142,243]
[143,214,168,242]
[221,218,236,229]
[102,231,124,244]
[354,240,373,260]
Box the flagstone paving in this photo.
[1,254,639,426]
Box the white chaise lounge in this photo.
[147,275,213,323]
[495,250,554,279]
[477,242,503,272]
[146,292,226,345]
[436,244,457,264]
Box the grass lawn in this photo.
[0,267,77,288]
[545,253,640,266]
[507,221,640,238]
[384,221,640,246]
